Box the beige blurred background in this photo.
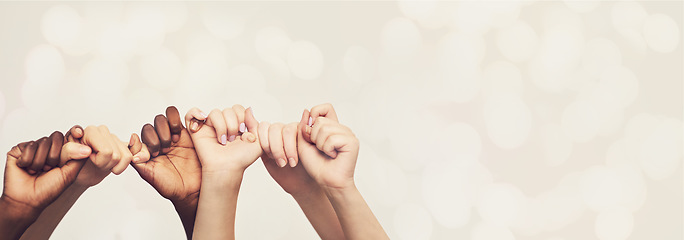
[0,1,682,239]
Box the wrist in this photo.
[0,196,41,224]
[171,193,199,215]
[201,169,244,190]
[321,180,358,200]
[70,181,92,191]
[64,183,89,197]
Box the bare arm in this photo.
[186,106,262,239]
[297,104,389,239]
[258,121,345,239]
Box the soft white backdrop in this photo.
[0,1,681,239]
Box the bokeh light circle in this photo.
[393,203,433,240]
[497,20,538,63]
[482,61,523,97]
[539,123,573,166]
[381,17,422,57]
[25,44,65,85]
[201,5,245,40]
[580,38,622,80]
[562,98,601,143]
[41,5,82,48]
[287,41,324,80]
[595,206,633,240]
[471,222,515,240]
[580,166,624,212]
[437,33,485,102]
[476,183,526,227]
[139,47,181,89]
[423,159,492,229]
[638,117,683,180]
[642,13,680,53]
[343,46,374,84]
[483,94,532,149]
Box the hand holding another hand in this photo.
[185,105,261,175]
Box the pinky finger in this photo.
[65,125,84,142]
[184,107,207,133]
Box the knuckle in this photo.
[99,148,114,158]
[111,151,121,161]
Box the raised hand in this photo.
[185,105,260,240]
[258,121,345,239]
[66,125,140,188]
[185,105,260,173]
[18,125,148,240]
[298,104,359,190]
[258,122,319,194]
[129,106,201,239]
[1,132,89,240]
[297,103,388,240]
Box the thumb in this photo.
[59,158,86,184]
[5,145,28,180]
[59,142,92,166]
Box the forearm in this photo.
[0,197,41,240]
[324,183,388,240]
[192,171,243,240]
[292,187,345,240]
[171,197,198,240]
[20,184,88,240]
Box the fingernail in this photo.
[200,112,207,118]
[220,135,227,145]
[191,121,199,132]
[277,158,287,167]
[80,146,91,155]
[288,158,296,167]
[239,123,246,133]
[133,156,141,163]
[308,117,313,126]
[228,135,236,142]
